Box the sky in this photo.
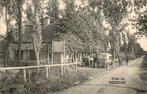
[137,36,147,51]
[0,0,147,51]
[0,14,6,35]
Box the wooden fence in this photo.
[0,63,77,82]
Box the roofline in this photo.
[100,53,112,56]
[9,41,52,44]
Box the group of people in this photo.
[81,54,130,68]
[82,55,95,67]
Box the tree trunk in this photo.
[17,1,22,66]
[33,33,42,66]
[36,52,40,65]
[33,0,42,66]
[46,43,49,64]
[4,8,8,67]
[110,29,117,62]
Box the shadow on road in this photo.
[139,56,147,81]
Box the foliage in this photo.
[25,5,34,25]
[46,0,59,23]
[137,10,147,37]
[54,6,107,54]
[129,0,147,37]
[126,34,144,57]
[102,0,129,57]
[134,43,144,57]
[63,0,76,18]
[102,0,129,29]
[0,68,98,93]
[1,0,145,64]
[134,0,147,8]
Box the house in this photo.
[8,23,65,65]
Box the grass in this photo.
[0,66,98,94]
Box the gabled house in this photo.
[8,23,65,66]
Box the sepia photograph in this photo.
[0,0,147,94]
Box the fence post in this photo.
[52,53,54,64]
[0,63,78,81]
[48,65,50,73]
[75,60,77,72]
[28,69,31,80]
[61,62,63,75]
[23,69,26,82]
[46,66,49,78]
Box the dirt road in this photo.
[55,57,147,94]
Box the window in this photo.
[21,50,23,60]
[14,50,23,60]
[30,50,36,60]
[14,50,18,60]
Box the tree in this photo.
[53,0,110,55]
[134,0,147,9]
[127,34,137,57]
[32,0,43,65]
[134,43,144,57]
[87,0,109,52]
[47,0,59,23]
[0,0,18,66]
[129,0,147,37]
[64,0,76,18]
[0,0,26,66]
[0,0,10,66]
[137,10,147,37]
[102,0,129,58]
[24,0,45,65]
[16,0,23,65]
[56,7,108,54]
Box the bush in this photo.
[0,67,94,94]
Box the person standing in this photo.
[89,56,94,67]
[93,55,98,68]
[126,57,129,66]
[119,58,122,66]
